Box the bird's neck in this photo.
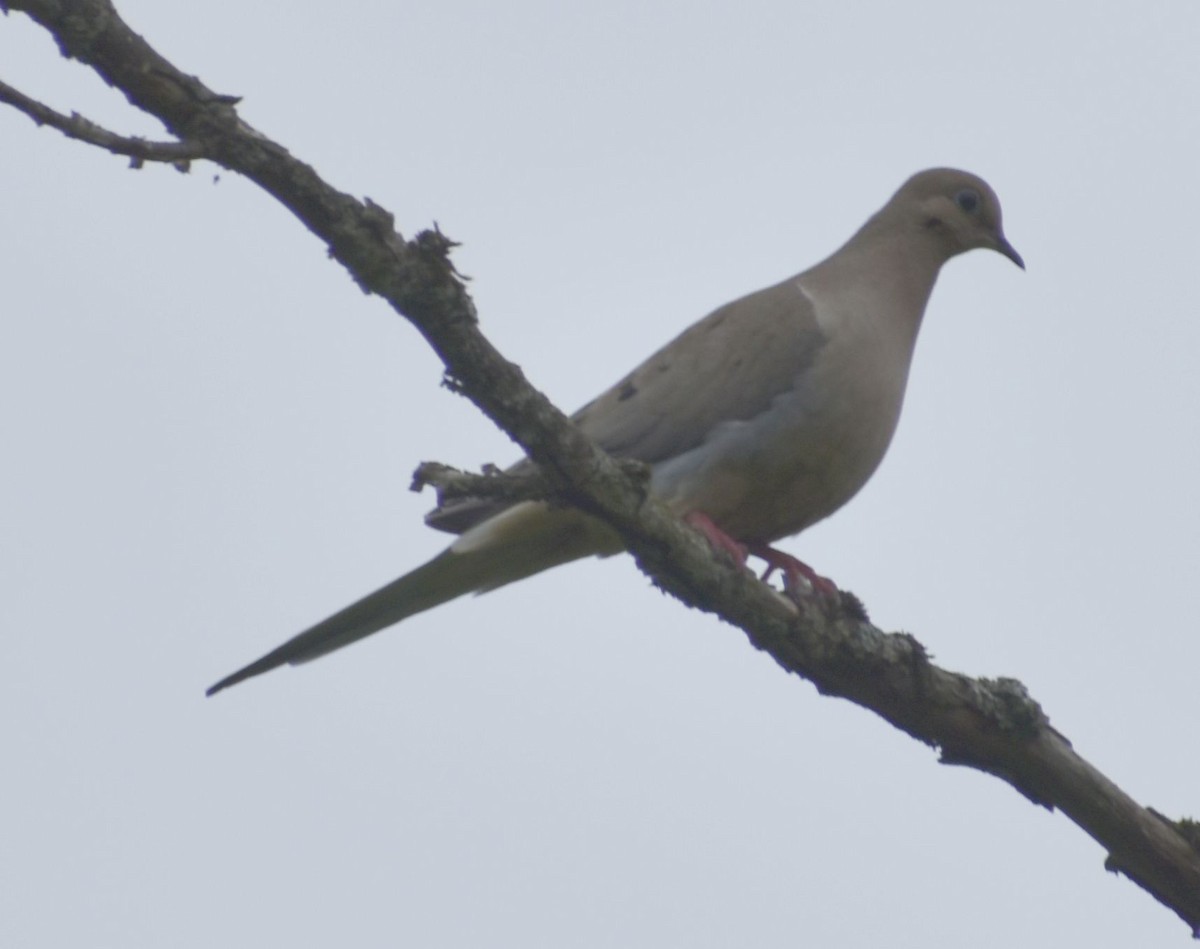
[806,223,947,332]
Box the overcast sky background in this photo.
[3,3,1199,946]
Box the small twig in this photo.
[410,461,556,507]
[0,77,206,168]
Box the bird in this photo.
[206,167,1023,696]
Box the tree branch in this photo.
[410,458,653,511]
[0,76,205,167]
[5,0,1198,935]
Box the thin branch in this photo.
[0,76,206,168]
[410,462,555,507]
[411,458,651,509]
[5,0,1199,936]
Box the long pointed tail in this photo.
[206,503,620,696]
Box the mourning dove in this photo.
[207,167,1022,695]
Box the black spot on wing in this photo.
[617,377,638,402]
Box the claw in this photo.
[747,543,838,597]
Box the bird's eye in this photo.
[955,189,981,213]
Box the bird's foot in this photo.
[684,513,837,599]
[747,543,838,598]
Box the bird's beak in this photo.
[996,235,1025,270]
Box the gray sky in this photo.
[3,2,1198,946]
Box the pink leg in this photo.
[684,512,837,598]
[684,511,748,565]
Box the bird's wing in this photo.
[425,276,826,534]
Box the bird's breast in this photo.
[650,291,922,543]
